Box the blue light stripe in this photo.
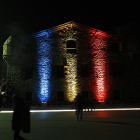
[36,31,53,102]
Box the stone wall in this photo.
[3,22,139,103]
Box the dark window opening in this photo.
[132,53,139,60]
[66,40,76,53]
[77,64,91,77]
[108,39,120,52]
[81,64,89,77]
[52,65,64,78]
[57,91,64,101]
[109,63,124,77]
[66,49,77,53]
[111,42,119,52]
[62,57,67,65]
[24,66,32,80]
[77,66,80,77]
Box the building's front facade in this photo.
[3,21,136,104]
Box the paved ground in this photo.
[1,107,140,140]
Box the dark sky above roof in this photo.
[0,0,139,56]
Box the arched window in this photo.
[66,40,76,53]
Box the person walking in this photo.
[12,94,26,140]
[89,94,95,111]
[76,93,84,121]
[0,92,3,108]
[74,94,78,115]
[85,97,89,112]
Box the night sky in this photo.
[0,0,139,57]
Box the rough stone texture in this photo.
[3,21,139,103]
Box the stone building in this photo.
[3,21,137,104]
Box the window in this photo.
[77,64,90,77]
[119,41,122,51]
[24,66,33,80]
[81,64,89,77]
[109,63,124,77]
[52,65,64,78]
[132,53,139,60]
[57,91,64,101]
[64,66,68,78]
[108,39,121,52]
[66,40,76,53]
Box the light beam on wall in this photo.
[89,31,109,102]
[66,55,77,102]
[36,31,53,102]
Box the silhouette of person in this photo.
[89,94,94,111]
[74,95,78,115]
[12,94,26,140]
[76,93,84,121]
[85,97,89,112]
[1,81,7,92]
[0,93,3,108]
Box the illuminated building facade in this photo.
[3,21,134,103]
